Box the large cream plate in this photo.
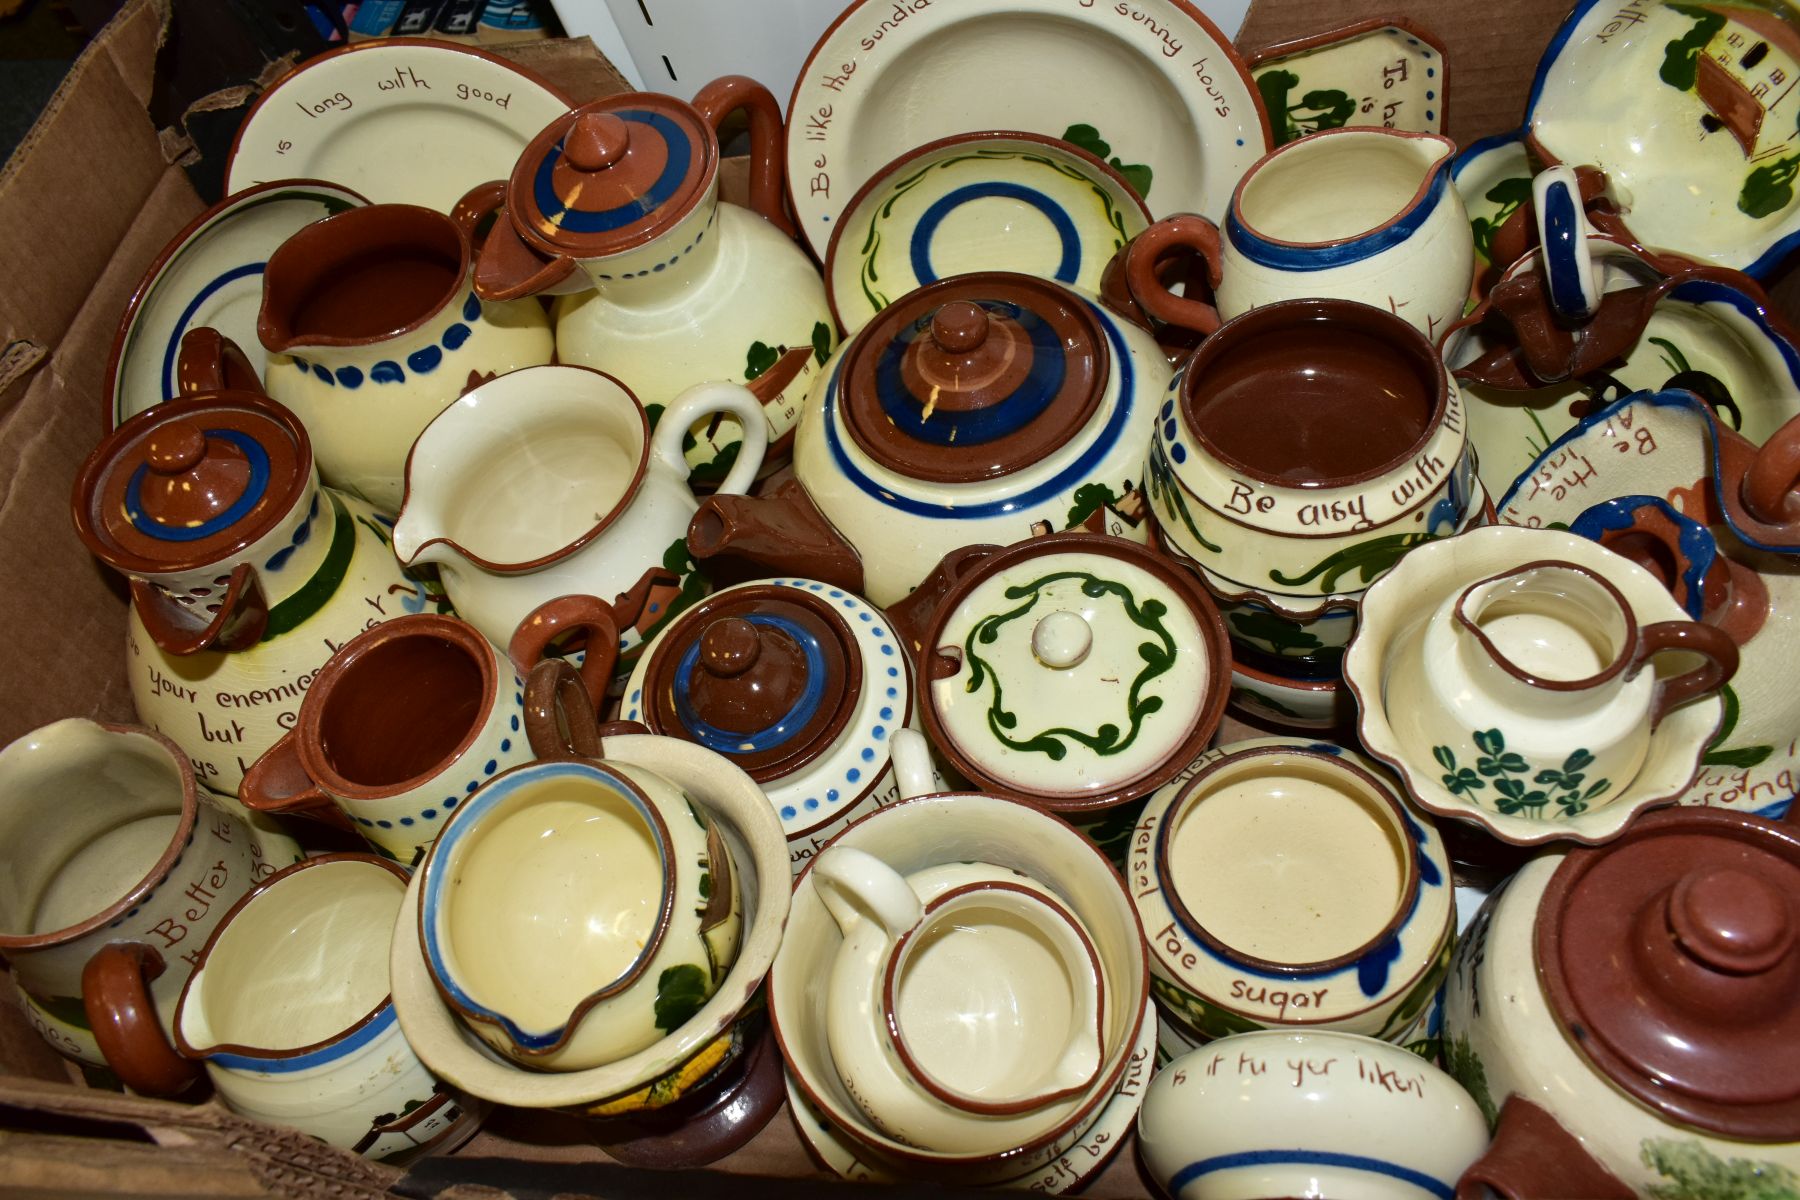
[785,0,1270,259]
[226,39,573,213]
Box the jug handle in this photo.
[521,658,607,760]
[811,845,923,941]
[509,593,621,716]
[238,729,356,832]
[887,727,940,803]
[453,179,578,302]
[1455,1095,1634,1199]
[1532,165,1602,324]
[1634,620,1738,727]
[131,564,269,656]
[691,74,795,238]
[654,380,770,497]
[177,327,265,396]
[82,942,203,1098]
[1123,214,1226,337]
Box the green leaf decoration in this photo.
[1066,480,1121,529]
[653,963,710,1032]
[1437,731,1606,817]
[1471,175,1534,263]
[745,341,780,380]
[1227,608,1328,658]
[1740,154,1800,219]
[811,321,832,366]
[1059,122,1151,199]
[1445,1034,1499,1129]
[1641,1136,1800,1200]
[1114,159,1154,200]
[1474,728,1506,757]
[1703,684,1775,768]
[1266,531,1433,591]
[698,870,712,901]
[1062,123,1112,161]
[1256,70,1301,143]
[1658,6,1726,92]
[1145,436,1222,553]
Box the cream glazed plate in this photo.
[227,40,573,213]
[106,180,366,428]
[786,0,1270,259]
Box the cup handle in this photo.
[811,846,923,941]
[1634,620,1739,727]
[130,564,268,655]
[82,942,202,1098]
[652,380,770,497]
[509,594,621,713]
[521,658,606,760]
[887,727,939,804]
[1534,165,1601,323]
[176,327,265,396]
[1743,411,1800,527]
[691,74,795,238]
[1123,214,1226,336]
[450,179,507,242]
[238,729,355,833]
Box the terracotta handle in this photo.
[465,185,578,301]
[82,943,202,1098]
[450,179,507,242]
[238,729,355,833]
[130,564,268,656]
[1123,214,1226,336]
[176,327,264,396]
[1743,411,1800,527]
[1455,1095,1633,1199]
[1634,620,1738,726]
[521,658,605,760]
[508,593,621,710]
[691,74,794,238]
[884,543,1005,664]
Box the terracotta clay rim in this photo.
[1534,805,1800,1139]
[172,854,409,1062]
[917,533,1232,811]
[1231,655,1342,695]
[0,723,199,952]
[1246,12,1450,77]
[1453,559,1637,693]
[770,789,1150,1171]
[1154,746,1422,977]
[416,756,679,1056]
[395,363,652,575]
[1178,297,1450,490]
[822,129,1154,334]
[72,391,314,577]
[100,177,371,432]
[1229,126,1456,251]
[293,614,499,801]
[880,880,1106,1116]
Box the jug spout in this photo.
[687,480,864,594]
[1455,1096,1633,1199]
[389,507,454,571]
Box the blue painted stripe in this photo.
[873,300,1067,447]
[207,1003,397,1074]
[533,110,692,235]
[820,300,1135,518]
[1568,495,1716,619]
[672,613,828,753]
[123,429,271,541]
[909,182,1081,285]
[1667,278,1800,388]
[159,262,265,400]
[1540,179,1589,320]
[1170,1149,1452,1199]
[1449,131,1524,184]
[1227,161,1449,272]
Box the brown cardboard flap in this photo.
[493,35,632,103]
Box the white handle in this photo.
[1533,166,1600,323]
[650,380,771,497]
[888,728,939,802]
[811,846,922,940]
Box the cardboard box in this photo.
[0,0,1634,1193]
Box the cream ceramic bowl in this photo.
[388,734,788,1111]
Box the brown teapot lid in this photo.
[72,391,309,576]
[1536,806,1800,1140]
[839,273,1107,484]
[639,584,862,783]
[506,94,715,261]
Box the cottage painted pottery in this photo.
[1250,18,1450,145]
[769,729,1151,1184]
[391,366,768,673]
[1347,525,1730,845]
[1124,127,1473,348]
[1138,1031,1489,1200]
[72,339,431,796]
[687,272,1176,608]
[466,75,833,484]
[1444,807,1800,1197]
[1452,131,1533,294]
[0,720,300,1093]
[618,577,926,875]
[810,847,1105,1155]
[258,201,554,512]
[171,855,482,1162]
[1128,738,1453,1046]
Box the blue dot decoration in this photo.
[500,738,512,753]
[888,666,899,677]
[861,747,876,762]
[1171,443,1188,464]
[371,360,404,384]
[827,789,839,802]
[510,715,520,732]
[804,798,819,810]
[312,363,334,384]
[886,687,898,698]
[881,644,894,656]
[335,365,363,389]
[442,323,472,350]
[445,796,458,809]
[780,805,797,820]
[377,819,393,829]
[409,345,443,374]
[847,768,861,783]
[423,808,437,820]
[484,759,498,775]
[400,817,414,826]
[463,292,482,322]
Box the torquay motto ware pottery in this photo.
[1444,807,1800,1197]
[1452,131,1533,293]
[0,720,300,1092]
[1138,1030,1490,1200]
[1249,18,1451,145]
[466,75,834,483]
[686,272,1176,608]
[1124,127,1473,347]
[1525,0,1800,276]
[106,179,368,430]
[824,131,1153,336]
[618,577,926,875]
[1347,525,1731,845]
[168,855,482,1162]
[257,201,554,512]
[785,0,1270,260]
[391,367,768,670]
[1226,654,1354,733]
[72,339,428,796]
[1128,737,1453,1045]
[769,730,1151,1184]
[810,847,1105,1155]
[225,38,574,213]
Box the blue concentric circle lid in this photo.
[641,584,862,783]
[508,94,715,259]
[840,272,1108,484]
[75,391,309,575]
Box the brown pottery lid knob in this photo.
[931,301,991,354]
[700,616,763,679]
[564,112,630,172]
[146,421,208,474]
[1670,867,1794,975]
[132,420,256,532]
